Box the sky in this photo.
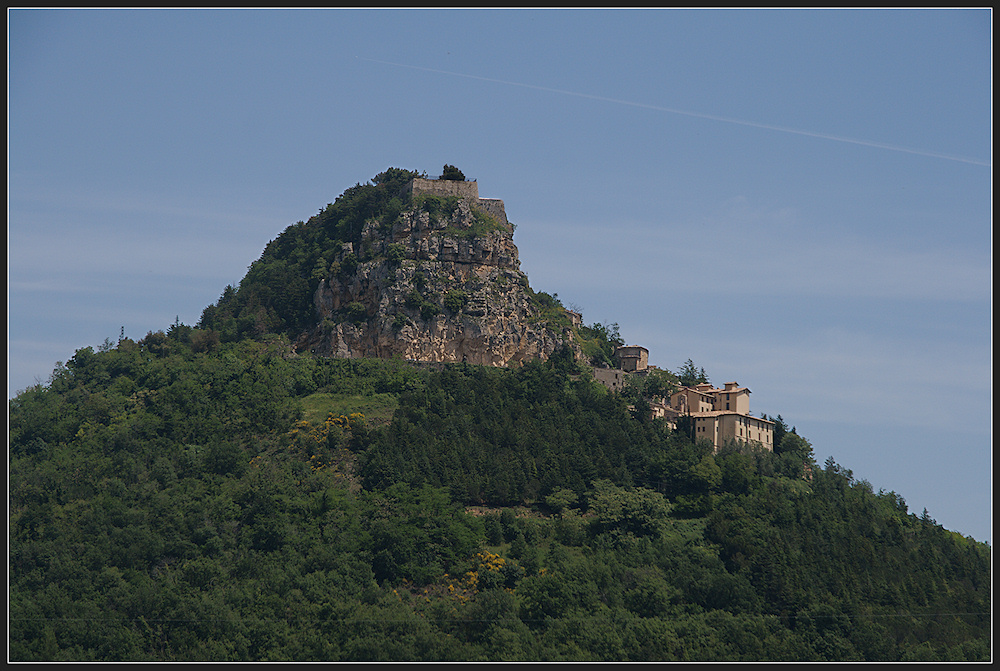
[8,9,992,543]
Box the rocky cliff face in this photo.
[295,193,575,366]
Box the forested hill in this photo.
[8,331,991,661]
[7,170,992,661]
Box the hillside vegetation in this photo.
[198,167,423,342]
[9,170,990,661]
[8,329,991,661]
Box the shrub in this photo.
[420,302,441,321]
[345,302,367,323]
[385,243,407,266]
[444,289,468,314]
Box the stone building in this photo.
[614,345,649,373]
[592,366,627,393]
[649,399,681,429]
[670,381,774,452]
[589,344,773,450]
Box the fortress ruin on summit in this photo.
[408,176,509,229]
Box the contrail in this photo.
[358,57,990,168]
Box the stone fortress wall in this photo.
[408,177,480,200]
[475,198,509,227]
[409,177,508,227]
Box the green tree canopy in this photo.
[441,164,466,181]
[677,358,709,387]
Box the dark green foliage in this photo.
[412,193,504,238]
[385,242,407,266]
[345,301,367,323]
[576,321,624,367]
[420,301,441,321]
[527,291,573,330]
[587,480,671,539]
[761,413,789,451]
[677,358,709,387]
[440,164,466,181]
[776,430,813,461]
[622,367,678,407]
[358,358,688,506]
[415,193,459,224]
[702,459,991,661]
[8,325,991,661]
[443,289,468,314]
[366,484,482,585]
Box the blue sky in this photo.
[8,9,992,542]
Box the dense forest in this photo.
[8,170,991,661]
[8,328,991,661]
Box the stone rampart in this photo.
[409,177,479,200]
[476,198,508,227]
[408,177,508,228]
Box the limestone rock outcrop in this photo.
[295,188,576,366]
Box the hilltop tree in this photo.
[441,164,466,181]
[761,413,789,450]
[776,429,813,461]
[677,358,709,387]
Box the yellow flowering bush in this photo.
[258,412,366,473]
[394,551,525,609]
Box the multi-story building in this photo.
[590,345,774,452]
[670,381,774,452]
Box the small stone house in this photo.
[614,346,649,373]
[592,367,627,393]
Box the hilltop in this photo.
[199,167,579,367]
